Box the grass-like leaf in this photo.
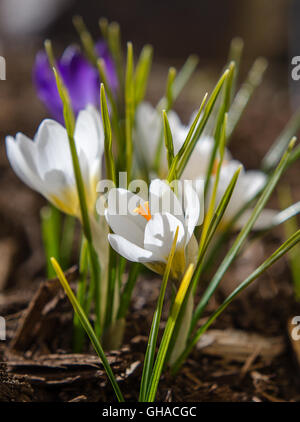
[163,110,175,170]
[172,55,199,101]
[145,264,194,402]
[40,205,61,278]
[125,42,135,181]
[191,137,296,328]
[135,45,153,106]
[139,227,179,402]
[51,257,124,402]
[279,187,300,300]
[204,63,235,196]
[53,67,102,337]
[73,16,98,66]
[117,263,141,320]
[262,108,300,172]
[176,68,230,178]
[172,229,300,374]
[227,57,268,140]
[101,83,116,184]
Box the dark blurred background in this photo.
[0,0,290,63]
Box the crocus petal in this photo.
[34,42,116,123]
[58,46,99,115]
[74,106,104,167]
[234,208,278,231]
[183,180,202,243]
[144,212,186,260]
[237,171,267,202]
[149,179,184,222]
[5,134,42,192]
[43,169,78,215]
[134,102,162,167]
[34,119,73,178]
[105,188,148,246]
[33,51,63,122]
[108,233,154,263]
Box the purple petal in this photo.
[33,41,117,123]
[33,51,64,122]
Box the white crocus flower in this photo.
[134,102,188,177]
[105,179,203,280]
[5,105,104,218]
[180,136,276,230]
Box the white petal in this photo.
[34,119,73,177]
[5,134,42,191]
[106,188,147,246]
[144,212,186,260]
[168,110,188,155]
[43,169,78,215]
[238,171,267,202]
[149,179,184,221]
[74,105,104,163]
[108,233,154,262]
[134,102,162,165]
[234,208,278,231]
[183,180,202,243]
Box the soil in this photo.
[0,48,300,402]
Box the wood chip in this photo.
[10,266,78,351]
[197,329,285,362]
[0,237,17,291]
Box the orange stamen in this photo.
[212,158,228,175]
[133,201,152,221]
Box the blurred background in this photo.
[0,0,298,289]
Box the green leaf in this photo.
[44,39,56,68]
[60,214,76,270]
[199,113,227,254]
[145,264,194,402]
[117,263,141,320]
[173,55,199,101]
[262,108,300,172]
[97,58,123,152]
[167,94,208,183]
[99,17,109,40]
[134,44,153,105]
[278,187,300,300]
[191,137,296,326]
[227,37,244,98]
[139,227,179,402]
[175,67,230,179]
[172,229,300,374]
[204,62,235,196]
[163,110,175,170]
[73,237,89,352]
[100,84,116,184]
[53,67,102,337]
[51,257,124,402]
[227,57,268,140]
[106,21,124,94]
[40,205,61,278]
[125,42,135,182]
[73,15,98,65]
[189,165,242,333]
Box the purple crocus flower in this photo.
[33,41,117,123]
